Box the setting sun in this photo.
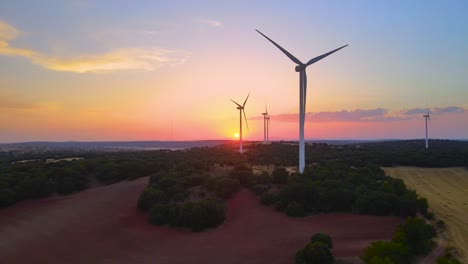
[234,133,239,138]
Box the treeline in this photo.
[246,140,468,168]
[258,161,428,218]
[0,145,245,208]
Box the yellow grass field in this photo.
[384,167,468,263]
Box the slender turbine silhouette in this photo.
[231,93,250,153]
[423,111,430,149]
[262,104,269,144]
[256,29,348,173]
[266,115,270,143]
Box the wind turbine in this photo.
[230,93,250,153]
[266,115,270,143]
[256,29,348,173]
[262,104,269,144]
[423,111,430,149]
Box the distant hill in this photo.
[0,140,232,151]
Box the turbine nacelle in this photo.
[295,64,307,72]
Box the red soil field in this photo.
[0,177,402,263]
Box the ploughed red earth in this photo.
[0,177,401,263]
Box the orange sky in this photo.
[0,1,467,142]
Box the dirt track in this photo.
[0,177,401,263]
[384,167,468,263]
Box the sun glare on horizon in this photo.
[234,133,239,139]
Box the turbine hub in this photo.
[295,64,306,72]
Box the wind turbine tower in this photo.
[423,111,430,149]
[266,115,270,143]
[230,93,250,153]
[256,30,347,173]
[262,105,269,144]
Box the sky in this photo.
[0,0,467,143]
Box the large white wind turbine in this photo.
[423,111,430,149]
[256,29,347,173]
[262,105,269,144]
[231,93,250,153]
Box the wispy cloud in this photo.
[0,95,60,111]
[251,106,466,123]
[0,20,190,73]
[199,19,222,27]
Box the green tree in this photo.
[137,187,168,211]
[0,188,16,207]
[272,167,289,184]
[286,201,305,217]
[361,241,410,264]
[393,217,436,256]
[295,241,334,264]
[310,233,333,249]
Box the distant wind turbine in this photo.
[230,93,250,153]
[262,104,269,144]
[423,111,430,149]
[256,29,348,173]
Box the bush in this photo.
[361,241,410,264]
[393,217,436,256]
[137,187,168,211]
[436,219,446,229]
[272,167,289,184]
[295,241,334,264]
[310,233,333,249]
[286,201,305,217]
[256,171,272,184]
[150,203,169,225]
[260,191,278,205]
[0,188,16,207]
[437,249,462,264]
[214,177,240,199]
[189,197,225,231]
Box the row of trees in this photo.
[246,140,468,168]
[1,145,247,208]
[258,162,428,218]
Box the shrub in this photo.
[286,201,305,217]
[437,249,462,264]
[436,219,446,229]
[214,177,240,199]
[256,171,272,184]
[361,241,410,264]
[150,203,169,225]
[393,217,436,256]
[137,187,168,211]
[260,191,277,205]
[0,188,16,208]
[310,233,333,249]
[272,167,289,184]
[295,241,334,264]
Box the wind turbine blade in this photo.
[305,44,348,66]
[256,29,303,65]
[243,109,249,132]
[265,103,268,114]
[230,99,242,107]
[243,92,250,107]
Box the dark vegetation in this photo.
[0,146,243,208]
[437,247,463,264]
[295,232,334,264]
[2,140,467,236]
[362,217,436,264]
[246,139,468,167]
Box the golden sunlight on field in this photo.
[384,167,468,263]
